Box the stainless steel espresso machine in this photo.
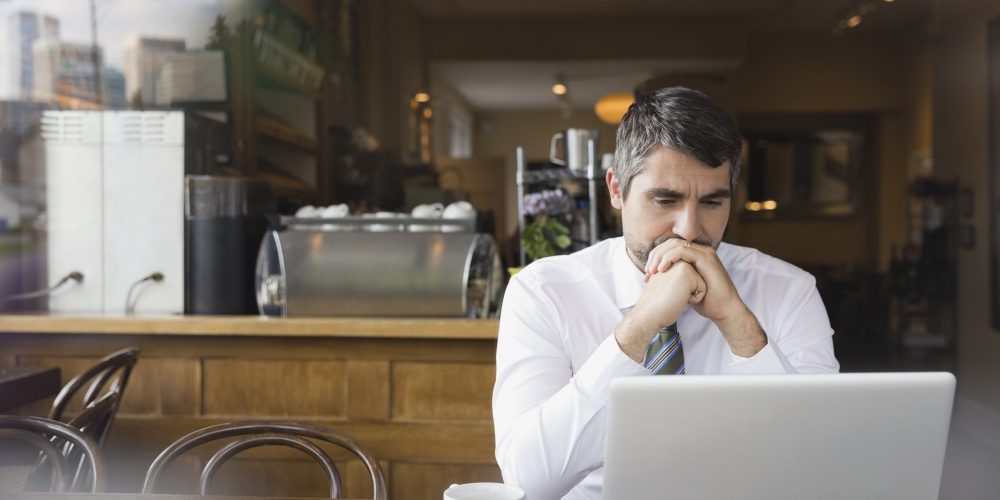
[255,215,504,318]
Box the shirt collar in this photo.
[612,238,645,310]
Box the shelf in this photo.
[519,166,605,185]
[255,114,318,152]
[256,71,321,100]
[515,146,603,265]
[258,170,320,202]
[229,2,332,205]
[252,29,324,95]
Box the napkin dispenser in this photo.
[255,226,503,318]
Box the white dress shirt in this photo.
[493,237,840,500]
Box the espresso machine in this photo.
[255,216,504,318]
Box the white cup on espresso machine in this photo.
[550,128,599,173]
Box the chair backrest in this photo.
[61,391,120,492]
[24,392,119,492]
[0,416,106,493]
[142,421,387,500]
[49,347,139,447]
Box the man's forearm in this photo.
[716,306,768,357]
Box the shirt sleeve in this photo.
[721,273,840,375]
[493,274,647,499]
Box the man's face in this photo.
[607,146,732,270]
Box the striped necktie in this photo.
[644,323,685,375]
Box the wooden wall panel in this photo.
[341,459,390,500]
[2,327,502,498]
[392,362,494,421]
[347,361,390,421]
[118,358,200,416]
[391,462,503,500]
[203,359,347,417]
[17,355,201,417]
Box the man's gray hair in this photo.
[613,87,742,198]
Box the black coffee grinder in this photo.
[184,176,273,314]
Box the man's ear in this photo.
[607,169,624,209]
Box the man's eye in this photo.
[702,200,724,207]
[654,198,675,206]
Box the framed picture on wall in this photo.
[739,113,874,219]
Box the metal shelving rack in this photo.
[515,137,601,265]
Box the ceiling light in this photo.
[745,201,762,212]
[762,200,778,210]
[845,15,862,28]
[552,83,568,96]
[414,92,430,103]
[594,92,635,125]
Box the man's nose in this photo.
[673,205,700,242]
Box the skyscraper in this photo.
[102,68,127,109]
[124,36,186,106]
[32,38,104,108]
[6,11,60,100]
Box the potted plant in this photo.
[522,189,574,262]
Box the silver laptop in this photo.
[602,372,955,500]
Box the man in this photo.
[493,87,839,500]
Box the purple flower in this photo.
[523,189,573,216]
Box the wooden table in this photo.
[0,366,61,412]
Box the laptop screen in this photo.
[602,373,955,500]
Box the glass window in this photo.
[0,0,252,312]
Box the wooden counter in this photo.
[0,314,499,338]
[0,314,502,499]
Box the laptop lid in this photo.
[602,373,955,500]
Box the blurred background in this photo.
[0,1,998,495]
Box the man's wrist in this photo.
[614,316,655,363]
[716,306,767,357]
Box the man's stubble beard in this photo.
[625,234,715,269]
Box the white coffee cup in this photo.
[443,482,526,500]
[321,203,350,218]
[295,205,319,217]
[410,203,444,232]
[319,203,351,231]
[441,201,476,232]
[413,203,444,217]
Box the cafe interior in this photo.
[0,0,998,498]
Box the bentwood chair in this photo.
[49,347,139,447]
[23,391,119,492]
[142,421,388,500]
[0,415,106,493]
